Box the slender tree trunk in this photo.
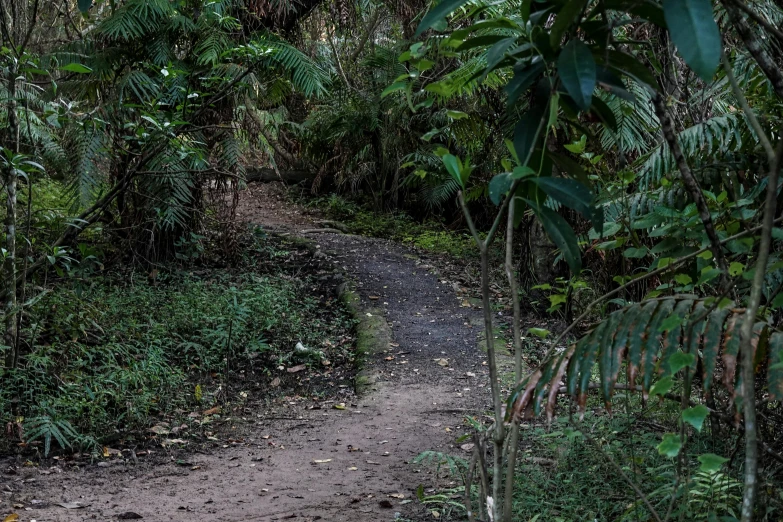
[3,61,19,368]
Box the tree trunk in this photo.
[3,61,19,368]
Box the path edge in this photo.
[339,287,391,396]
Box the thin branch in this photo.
[721,52,776,163]
[738,140,782,522]
[652,93,729,288]
[726,0,783,46]
[722,0,783,99]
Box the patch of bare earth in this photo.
[9,183,493,522]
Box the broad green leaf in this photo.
[729,261,745,276]
[511,165,535,179]
[673,274,692,285]
[564,134,586,154]
[682,404,709,432]
[657,433,682,458]
[506,60,545,106]
[416,0,471,36]
[623,247,648,259]
[528,327,550,338]
[78,0,92,13]
[669,351,696,374]
[61,63,92,74]
[442,154,463,188]
[381,82,407,97]
[649,376,673,397]
[486,37,517,72]
[589,96,618,131]
[532,177,602,232]
[696,268,721,286]
[513,104,547,165]
[548,151,591,187]
[558,40,596,111]
[662,0,720,81]
[446,110,469,120]
[529,202,582,274]
[601,50,658,90]
[698,453,728,473]
[489,173,512,205]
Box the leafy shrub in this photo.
[0,262,352,450]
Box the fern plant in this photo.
[24,414,81,456]
[509,297,783,421]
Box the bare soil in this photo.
[6,183,493,522]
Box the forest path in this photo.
[14,183,492,522]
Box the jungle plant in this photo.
[407,0,783,521]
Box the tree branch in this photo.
[722,0,783,99]
[738,140,782,522]
[652,93,729,288]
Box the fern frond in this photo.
[509,297,781,422]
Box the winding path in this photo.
[12,183,491,522]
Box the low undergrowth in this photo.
[302,193,479,259]
[417,405,783,522]
[0,230,354,455]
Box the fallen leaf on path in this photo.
[3,515,19,522]
[432,510,441,518]
[57,502,90,509]
[460,443,475,452]
[435,358,448,367]
[466,372,476,377]
[313,459,332,464]
[366,460,380,465]
[148,425,169,435]
[347,466,358,471]
[270,377,280,387]
[203,406,221,416]
[287,364,306,373]
[389,493,405,499]
[369,295,380,300]
[333,403,346,410]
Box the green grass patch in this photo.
[302,194,478,259]
[0,235,353,454]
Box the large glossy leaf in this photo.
[489,172,512,205]
[78,0,92,13]
[506,60,545,106]
[532,177,602,232]
[513,104,547,165]
[442,154,463,188]
[558,40,596,111]
[662,0,720,81]
[528,201,582,275]
[416,0,471,36]
[600,50,658,91]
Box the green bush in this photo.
[0,265,352,450]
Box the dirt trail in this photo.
[10,184,492,522]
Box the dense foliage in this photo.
[2,0,783,520]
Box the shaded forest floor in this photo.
[7,183,503,521]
